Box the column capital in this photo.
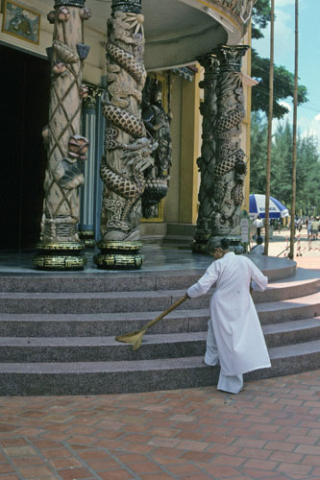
[54,0,85,7]
[214,45,249,73]
[112,0,142,14]
[197,53,220,75]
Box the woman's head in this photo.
[206,237,230,259]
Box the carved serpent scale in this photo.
[106,42,146,84]
[214,148,245,177]
[231,184,244,205]
[100,160,145,222]
[103,103,146,138]
[216,106,246,135]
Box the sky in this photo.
[252,0,320,148]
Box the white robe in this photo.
[187,251,271,376]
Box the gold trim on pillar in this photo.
[94,241,144,269]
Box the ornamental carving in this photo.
[193,45,249,252]
[211,45,249,236]
[193,54,220,248]
[210,0,257,32]
[141,77,172,218]
[40,2,90,243]
[100,9,157,242]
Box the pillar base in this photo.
[192,233,211,254]
[78,230,96,248]
[94,241,144,269]
[33,241,86,270]
[224,236,245,254]
[192,235,245,255]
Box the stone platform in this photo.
[0,245,319,395]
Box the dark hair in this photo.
[206,237,230,254]
[256,236,263,245]
[220,238,230,250]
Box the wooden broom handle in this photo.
[145,294,189,329]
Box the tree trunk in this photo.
[264,0,274,256]
[289,0,299,260]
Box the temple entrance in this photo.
[0,45,50,250]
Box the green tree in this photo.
[251,51,308,119]
[296,135,320,214]
[271,121,293,205]
[250,115,320,214]
[252,0,271,40]
[251,0,308,119]
[250,112,267,193]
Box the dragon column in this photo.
[211,45,249,251]
[95,0,155,269]
[34,0,91,270]
[192,53,220,253]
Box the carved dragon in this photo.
[100,10,154,241]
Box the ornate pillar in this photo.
[141,77,172,219]
[79,86,100,248]
[192,53,220,253]
[210,44,249,250]
[34,0,91,270]
[94,0,155,269]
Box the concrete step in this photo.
[0,272,203,293]
[257,292,320,325]
[1,340,319,395]
[0,293,319,337]
[0,255,299,293]
[0,310,207,337]
[0,333,207,363]
[263,317,320,347]
[1,317,320,363]
[0,281,319,314]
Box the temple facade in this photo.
[0,0,256,268]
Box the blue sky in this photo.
[252,0,320,147]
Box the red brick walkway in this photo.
[1,370,320,480]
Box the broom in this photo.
[115,294,189,351]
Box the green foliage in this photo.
[252,0,271,39]
[251,50,308,119]
[250,115,320,214]
[249,112,268,193]
[251,0,308,119]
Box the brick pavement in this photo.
[1,227,320,480]
[1,370,320,480]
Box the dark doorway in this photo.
[0,45,50,250]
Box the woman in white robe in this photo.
[187,237,271,394]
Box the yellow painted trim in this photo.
[195,0,240,29]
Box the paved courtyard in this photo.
[1,370,320,480]
[1,226,320,480]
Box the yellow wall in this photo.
[162,71,201,225]
[179,70,201,224]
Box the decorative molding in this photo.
[171,67,196,82]
[203,0,257,35]
[111,0,142,14]
[54,0,85,7]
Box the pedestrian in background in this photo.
[251,236,264,255]
[311,217,319,240]
[253,215,263,237]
